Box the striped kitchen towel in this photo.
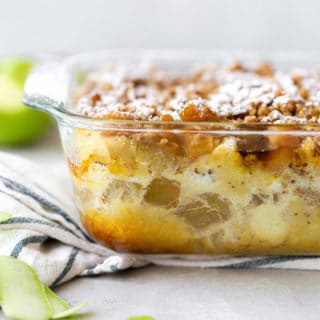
[1,151,320,288]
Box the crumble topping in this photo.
[75,62,320,123]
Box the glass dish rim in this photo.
[23,49,320,132]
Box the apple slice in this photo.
[45,287,69,315]
[127,317,155,320]
[0,256,87,320]
[45,286,88,319]
[0,212,11,222]
[0,256,52,320]
[52,301,88,319]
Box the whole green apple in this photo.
[0,58,52,146]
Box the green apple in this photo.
[0,58,34,86]
[0,256,87,320]
[0,58,52,146]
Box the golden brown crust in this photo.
[74,62,320,124]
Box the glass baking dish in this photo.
[23,50,320,255]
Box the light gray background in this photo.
[0,0,319,54]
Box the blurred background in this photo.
[0,0,319,53]
[0,0,319,171]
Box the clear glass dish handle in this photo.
[23,59,69,118]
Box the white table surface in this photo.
[3,127,320,320]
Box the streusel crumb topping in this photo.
[75,62,320,123]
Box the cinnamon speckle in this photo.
[75,62,320,124]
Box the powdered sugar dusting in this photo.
[74,62,320,123]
